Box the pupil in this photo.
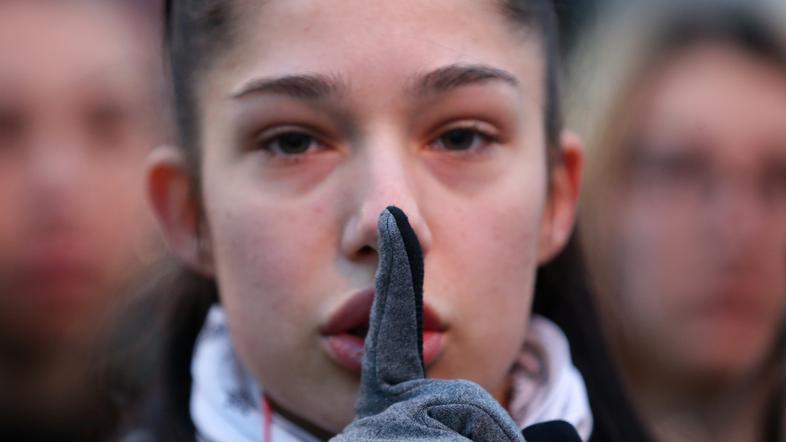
[279,133,311,154]
[442,129,474,150]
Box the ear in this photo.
[537,131,584,264]
[146,146,214,275]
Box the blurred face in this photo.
[186,0,572,433]
[0,3,160,345]
[612,44,786,383]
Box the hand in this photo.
[331,206,526,442]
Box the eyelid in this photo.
[253,124,328,155]
[427,120,501,153]
[436,120,499,137]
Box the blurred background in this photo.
[0,0,165,440]
[571,0,786,440]
[0,0,782,441]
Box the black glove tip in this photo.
[379,205,426,374]
[384,205,407,224]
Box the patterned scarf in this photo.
[190,306,593,442]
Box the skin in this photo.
[0,0,163,432]
[0,2,160,350]
[607,44,786,441]
[150,0,581,435]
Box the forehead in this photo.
[636,43,786,163]
[0,2,147,96]
[206,0,543,102]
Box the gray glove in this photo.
[331,206,526,442]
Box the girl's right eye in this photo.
[257,129,324,157]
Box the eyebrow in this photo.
[412,64,519,97]
[230,73,347,100]
[229,64,518,101]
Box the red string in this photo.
[262,394,273,442]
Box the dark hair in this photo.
[533,235,654,442]
[136,1,645,440]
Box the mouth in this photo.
[320,288,446,373]
[694,288,767,325]
[18,254,101,303]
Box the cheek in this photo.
[434,156,546,299]
[445,197,543,299]
[612,195,786,375]
[449,203,541,342]
[200,172,361,431]
[208,202,329,317]
[427,162,546,391]
[201,171,341,348]
[614,196,702,313]
[97,161,156,237]
[74,157,158,287]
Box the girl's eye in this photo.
[431,127,493,152]
[261,131,321,156]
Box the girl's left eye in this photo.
[431,127,494,152]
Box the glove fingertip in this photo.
[384,206,425,373]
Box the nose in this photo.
[339,140,433,262]
[24,137,87,231]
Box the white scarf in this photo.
[191,306,593,442]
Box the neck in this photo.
[618,350,780,442]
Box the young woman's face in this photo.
[182,0,575,432]
[611,44,786,384]
[0,3,160,346]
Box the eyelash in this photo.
[254,126,327,160]
[428,122,499,156]
[253,121,499,160]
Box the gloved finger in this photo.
[356,206,426,417]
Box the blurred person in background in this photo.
[0,0,166,439]
[569,1,786,441]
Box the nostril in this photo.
[358,245,376,257]
[349,244,378,265]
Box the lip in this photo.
[16,250,102,302]
[693,289,765,323]
[23,258,96,283]
[320,288,446,373]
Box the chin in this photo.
[682,350,772,386]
